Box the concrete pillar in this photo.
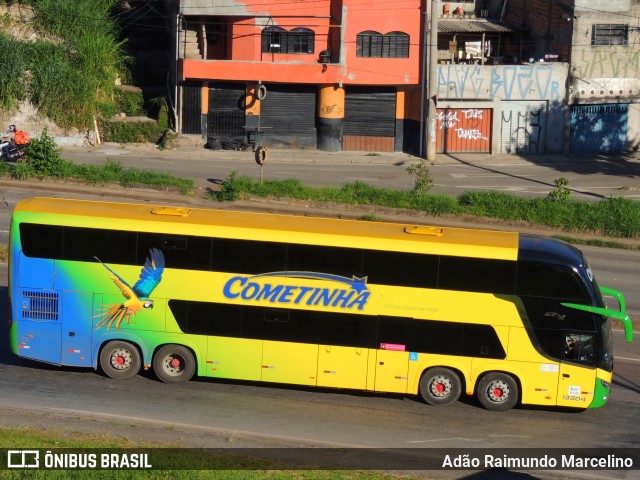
[317,84,344,152]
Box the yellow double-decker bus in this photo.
[9,197,633,411]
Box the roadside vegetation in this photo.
[0,426,418,480]
[0,130,194,194]
[212,169,640,240]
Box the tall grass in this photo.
[0,32,28,109]
[5,0,127,128]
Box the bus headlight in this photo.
[600,379,611,392]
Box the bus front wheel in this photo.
[153,345,196,383]
[419,367,462,406]
[477,372,519,411]
[99,341,141,380]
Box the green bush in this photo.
[213,171,254,201]
[11,160,36,180]
[23,128,70,177]
[115,89,144,116]
[99,120,167,143]
[406,161,434,195]
[0,160,11,175]
[548,177,572,201]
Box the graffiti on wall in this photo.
[438,65,562,101]
[500,108,545,154]
[437,109,488,141]
[436,108,491,152]
[573,49,640,79]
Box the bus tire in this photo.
[419,367,462,406]
[153,345,196,383]
[99,341,141,380]
[477,372,519,411]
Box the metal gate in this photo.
[436,108,491,153]
[260,85,317,148]
[207,83,246,140]
[570,104,628,153]
[499,101,548,154]
[181,82,202,135]
[344,87,396,152]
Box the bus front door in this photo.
[557,333,596,408]
[374,348,409,393]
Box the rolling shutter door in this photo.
[570,104,628,154]
[436,108,491,153]
[260,85,317,148]
[499,101,548,154]
[344,87,396,152]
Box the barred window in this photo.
[262,26,315,54]
[591,24,628,46]
[356,31,409,58]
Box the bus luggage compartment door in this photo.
[317,345,369,390]
[60,292,94,367]
[261,340,318,386]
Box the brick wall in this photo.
[503,0,573,62]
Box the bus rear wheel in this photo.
[153,345,195,383]
[419,367,462,406]
[477,372,519,411]
[100,341,141,380]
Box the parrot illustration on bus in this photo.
[94,248,165,330]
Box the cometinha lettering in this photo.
[222,274,371,310]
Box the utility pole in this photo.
[426,0,439,161]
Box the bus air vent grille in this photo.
[21,291,59,321]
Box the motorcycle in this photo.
[0,140,26,162]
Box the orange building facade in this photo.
[175,0,426,153]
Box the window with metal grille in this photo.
[591,24,628,46]
[356,31,409,58]
[21,291,59,321]
[261,26,315,54]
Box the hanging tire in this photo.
[477,372,519,411]
[256,84,267,100]
[419,367,462,406]
[99,341,141,380]
[153,345,196,383]
[255,146,268,165]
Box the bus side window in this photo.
[20,223,63,259]
[439,256,515,294]
[212,239,287,274]
[287,244,362,278]
[138,233,212,270]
